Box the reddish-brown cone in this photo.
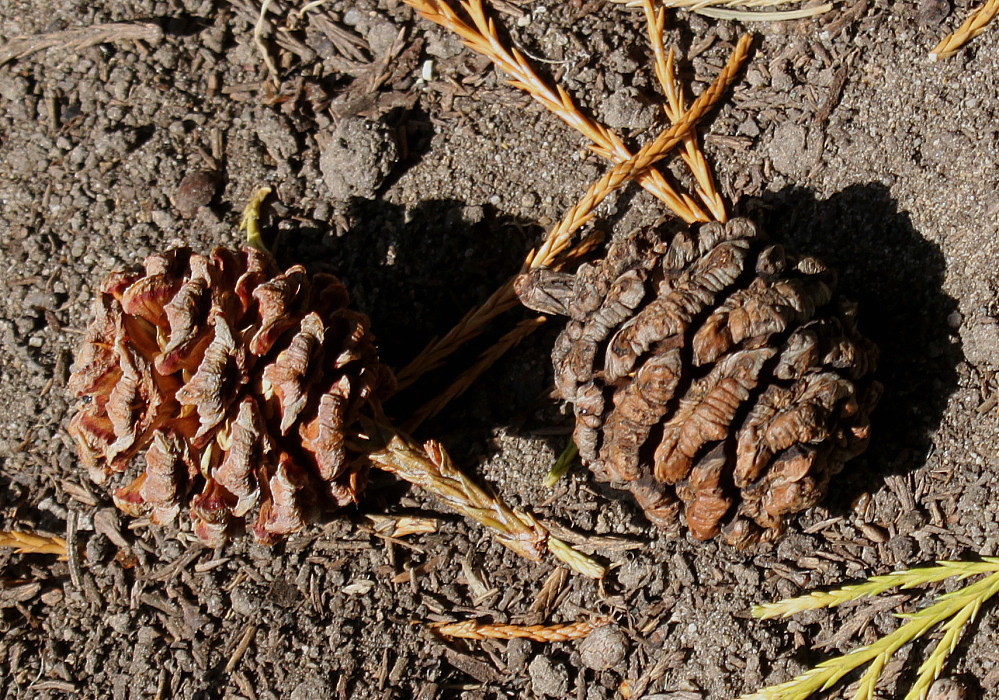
[517,218,880,548]
[68,247,392,546]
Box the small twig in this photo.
[431,617,607,641]
[253,0,281,84]
[402,0,708,224]
[394,33,751,390]
[612,0,833,21]
[0,531,68,558]
[643,0,727,222]
[0,22,163,68]
[363,423,605,578]
[65,512,82,590]
[225,624,258,674]
[929,0,999,60]
[404,316,546,432]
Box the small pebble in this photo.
[578,624,628,671]
[927,677,968,700]
[174,169,219,218]
[528,655,569,698]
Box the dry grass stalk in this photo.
[365,427,605,578]
[401,0,709,224]
[0,22,163,68]
[431,617,606,641]
[253,0,281,84]
[394,32,751,390]
[404,316,547,431]
[929,0,999,60]
[366,514,439,538]
[528,33,752,271]
[642,0,727,222]
[0,531,68,558]
[613,0,833,21]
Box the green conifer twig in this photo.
[742,559,999,700]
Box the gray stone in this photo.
[319,117,398,201]
[528,655,570,697]
[578,624,628,671]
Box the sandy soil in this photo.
[0,0,997,698]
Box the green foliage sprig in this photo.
[742,558,999,700]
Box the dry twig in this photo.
[402,0,710,225]
[394,31,751,389]
[0,531,68,558]
[431,617,606,641]
[930,0,999,60]
[613,0,833,21]
[0,22,163,68]
[642,0,727,221]
[364,426,606,579]
[404,316,547,431]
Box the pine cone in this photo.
[67,247,393,545]
[517,218,881,548]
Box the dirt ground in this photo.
[1,0,998,698]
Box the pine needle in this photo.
[929,0,999,60]
[741,559,999,700]
[394,32,751,390]
[364,424,605,579]
[545,440,579,487]
[403,316,547,432]
[402,0,708,225]
[0,531,68,558]
[431,617,606,641]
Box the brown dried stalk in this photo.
[0,531,68,558]
[404,316,547,431]
[364,426,605,578]
[529,33,751,273]
[431,617,606,641]
[0,22,163,68]
[642,0,727,222]
[395,33,751,390]
[402,0,709,224]
[929,0,999,60]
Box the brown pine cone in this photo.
[516,218,881,548]
[67,246,393,546]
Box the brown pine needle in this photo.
[930,0,999,60]
[431,617,607,641]
[528,33,752,272]
[402,0,708,224]
[394,33,751,390]
[404,316,547,432]
[643,0,727,222]
[364,425,605,578]
[0,531,68,558]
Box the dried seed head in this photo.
[518,218,880,547]
[68,247,393,545]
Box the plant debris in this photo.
[744,558,999,700]
[517,217,880,547]
[66,244,393,545]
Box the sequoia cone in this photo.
[517,218,880,548]
[67,247,392,545]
